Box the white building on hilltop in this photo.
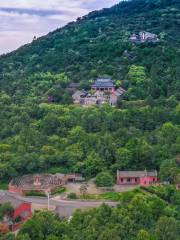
[129,31,159,43]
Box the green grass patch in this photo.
[79,194,98,200]
[77,192,121,201]
[48,167,69,174]
[78,188,143,201]
[25,191,46,197]
[98,192,122,201]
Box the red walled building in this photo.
[0,193,32,232]
[9,173,85,195]
[117,170,158,187]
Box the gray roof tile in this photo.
[117,170,157,178]
[0,193,28,208]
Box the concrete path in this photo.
[5,191,118,217]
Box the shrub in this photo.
[95,172,114,187]
[25,191,46,197]
[67,193,78,199]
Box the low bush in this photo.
[25,191,46,197]
[67,193,78,199]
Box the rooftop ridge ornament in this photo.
[33,175,41,186]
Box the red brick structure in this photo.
[117,170,158,187]
[0,193,32,232]
[9,173,84,195]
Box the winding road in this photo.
[6,192,118,217]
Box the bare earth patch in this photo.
[66,181,101,195]
[114,184,138,192]
[55,180,138,200]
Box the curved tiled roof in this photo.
[92,78,115,88]
[0,192,27,208]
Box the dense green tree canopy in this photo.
[0,0,179,239]
[0,102,179,182]
[1,188,180,240]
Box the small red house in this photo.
[0,193,32,232]
[117,170,158,187]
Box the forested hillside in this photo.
[0,0,179,103]
[0,0,179,184]
[1,187,180,240]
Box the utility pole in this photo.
[45,190,50,211]
[47,192,50,211]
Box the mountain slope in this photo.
[0,0,179,183]
[0,0,179,102]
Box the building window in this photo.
[121,178,123,183]
[135,178,138,182]
[127,178,131,182]
[144,181,146,185]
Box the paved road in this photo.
[6,192,118,217]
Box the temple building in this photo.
[72,90,88,104]
[91,78,115,92]
[129,31,159,43]
[9,173,85,195]
[109,87,126,106]
[117,170,158,187]
[72,77,126,106]
[0,192,32,233]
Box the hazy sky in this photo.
[0,0,119,54]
